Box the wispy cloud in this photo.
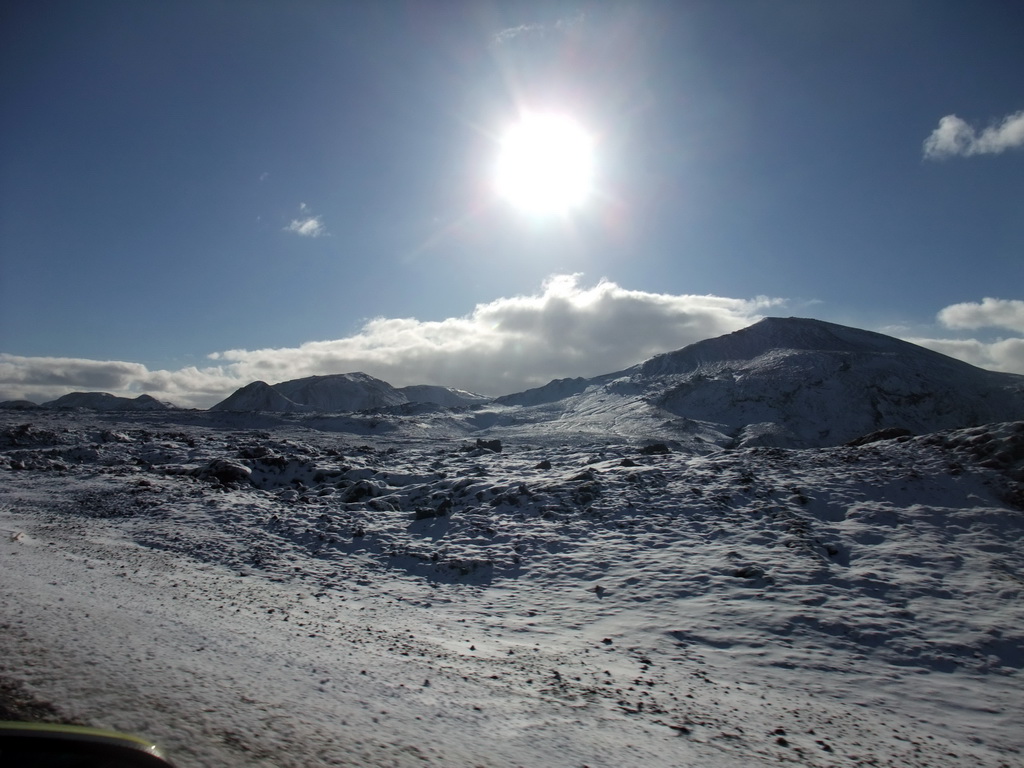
[492,15,583,46]
[0,276,783,408]
[284,203,327,237]
[492,22,544,45]
[923,110,1024,159]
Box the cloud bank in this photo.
[923,110,1024,158]
[209,275,783,393]
[905,297,1024,374]
[907,336,1024,375]
[0,276,781,409]
[937,298,1024,333]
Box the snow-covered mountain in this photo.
[41,392,173,411]
[207,381,308,412]
[273,373,407,411]
[493,317,1024,448]
[211,373,490,412]
[210,373,404,412]
[397,384,490,407]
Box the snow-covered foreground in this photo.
[1,411,1022,767]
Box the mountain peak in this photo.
[209,381,306,412]
[623,316,1024,447]
[272,372,406,411]
[741,317,908,352]
[637,316,966,377]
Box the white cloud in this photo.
[0,355,148,391]
[284,216,326,238]
[905,336,1024,375]
[937,298,1024,333]
[492,23,542,45]
[923,110,1024,159]
[1,276,783,408]
[491,14,583,46]
[896,297,1024,376]
[0,354,236,410]
[209,275,782,395]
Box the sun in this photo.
[494,113,595,216]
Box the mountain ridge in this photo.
[37,392,174,411]
[209,372,489,413]
[9,318,1024,450]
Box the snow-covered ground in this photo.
[1,410,1022,767]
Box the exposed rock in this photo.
[641,443,671,455]
[846,427,913,446]
[197,459,253,485]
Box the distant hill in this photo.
[42,392,174,411]
[210,373,490,412]
[0,400,41,410]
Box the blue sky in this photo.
[1,1,1022,406]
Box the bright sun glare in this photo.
[495,113,594,216]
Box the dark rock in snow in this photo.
[198,459,253,485]
[641,443,671,455]
[846,427,913,446]
[342,479,382,503]
[0,424,63,448]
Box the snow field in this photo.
[1,412,1022,767]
